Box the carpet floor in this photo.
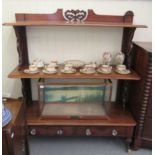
[29,136,151,155]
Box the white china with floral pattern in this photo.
[115,69,131,74]
[24,64,39,74]
[48,61,58,67]
[64,60,85,68]
[24,69,39,74]
[115,52,125,65]
[61,64,76,73]
[80,67,96,74]
[43,65,57,74]
[116,64,126,71]
[97,65,112,74]
[32,59,44,68]
[84,62,97,68]
[102,52,112,65]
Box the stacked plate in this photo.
[64,60,85,68]
[2,107,12,127]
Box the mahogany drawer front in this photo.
[29,126,74,136]
[29,126,133,137]
[75,126,131,137]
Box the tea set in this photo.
[23,52,130,75]
[24,60,58,74]
[97,52,130,74]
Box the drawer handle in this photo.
[30,129,36,135]
[57,129,63,135]
[112,129,118,136]
[86,129,91,136]
[11,132,14,139]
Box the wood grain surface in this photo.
[8,66,141,80]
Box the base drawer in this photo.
[29,126,74,136]
[29,126,134,138]
[75,126,133,137]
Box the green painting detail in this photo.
[44,85,107,103]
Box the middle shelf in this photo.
[9,65,140,80]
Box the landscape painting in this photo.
[43,85,108,103]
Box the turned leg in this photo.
[125,138,132,153]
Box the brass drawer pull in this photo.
[57,129,63,135]
[112,129,118,136]
[30,129,36,135]
[86,129,91,136]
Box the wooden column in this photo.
[117,27,136,109]
[122,28,136,69]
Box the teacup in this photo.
[101,65,112,72]
[84,66,95,72]
[45,66,56,72]
[29,65,38,72]
[64,64,73,71]
[116,64,126,71]
[37,61,44,68]
[32,59,38,66]
[49,61,58,67]
[32,59,44,68]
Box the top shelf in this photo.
[3,21,147,28]
[3,9,147,28]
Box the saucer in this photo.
[115,69,131,74]
[97,68,112,74]
[42,69,57,74]
[80,68,96,74]
[61,68,76,74]
[24,69,39,74]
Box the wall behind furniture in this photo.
[2,0,152,98]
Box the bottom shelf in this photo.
[41,103,107,119]
[27,102,136,126]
